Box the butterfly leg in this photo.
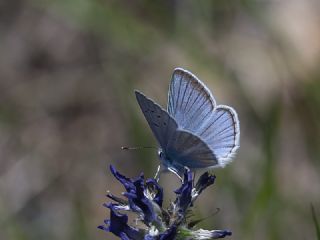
[154,165,162,182]
[168,167,183,182]
[193,170,197,187]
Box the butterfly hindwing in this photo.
[197,105,240,166]
[165,129,218,170]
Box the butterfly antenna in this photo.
[121,146,156,150]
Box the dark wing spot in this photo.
[157,115,161,118]
[163,122,167,126]
[153,123,160,127]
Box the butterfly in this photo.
[135,68,240,177]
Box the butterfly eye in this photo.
[159,151,163,158]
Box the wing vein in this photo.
[185,85,202,115]
[180,79,189,112]
[200,110,227,137]
[182,81,193,112]
[184,98,208,126]
[174,74,183,115]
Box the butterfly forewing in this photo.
[135,91,178,149]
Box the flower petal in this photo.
[124,177,156,224]
[174,168,193,213]
[192,229,232,239]
[110,165,135,192]
[159,225,177,240]
[119,232,130,240]
[211,230,232,238]
[195,172,216,195]
[107,193,128,205]
[146,178,164,207]
[98,203,142,239]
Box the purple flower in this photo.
[146,179,163,207]
[98,203,142,240]
[174,168,193,214]
[195,171,216,195]
[99,165,232,239]
[124,176,156,224]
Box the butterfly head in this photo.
[158,149,167,163]
[158,149,174,167]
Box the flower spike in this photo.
[99,165,232,239]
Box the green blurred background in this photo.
[1,1,320,239]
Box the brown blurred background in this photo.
[1,1,320,239]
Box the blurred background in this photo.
[1,1,320,239]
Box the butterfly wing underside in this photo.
[135,90,218,171]
[167,68,216,132]
[168,68,240,167]
[135,90,177,148]
[165,129,218,169]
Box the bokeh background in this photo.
[1,1,320,239]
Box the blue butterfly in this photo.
[135,68,240,177]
